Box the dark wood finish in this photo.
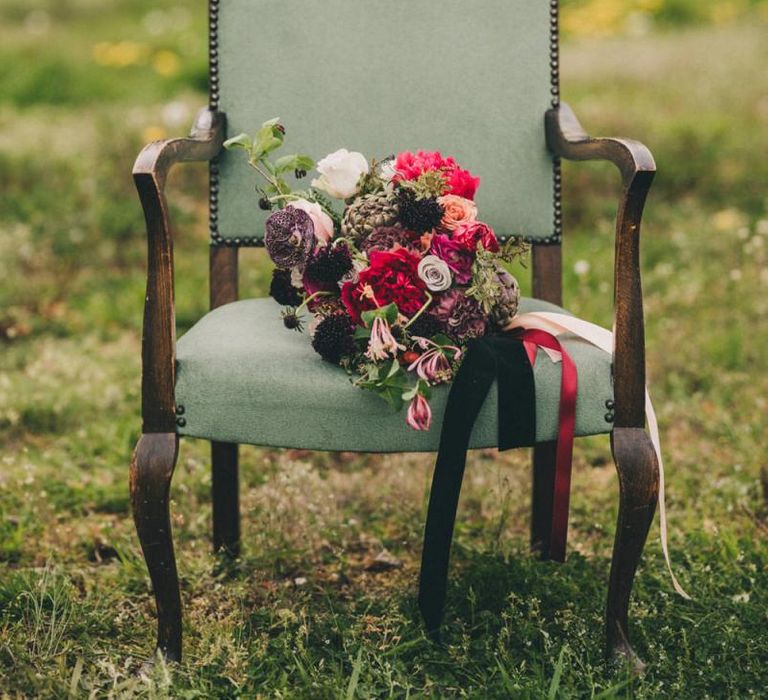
[209,246,241,555]
[607,427,659,671]
[133,108,225,433]
[210,246,239,310]
[130,433,182,661]
[545,101,655,429]
[532,245,563,306]
[132,109,225,661]
[545,102,658,669]
[211,442,240,555]
[530,441,557,558]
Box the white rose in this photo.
[418,255,452,292]
[311,148,369,199]
[288,199,334,245]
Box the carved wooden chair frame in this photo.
[131,1,659,671]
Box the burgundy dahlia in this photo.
[264,207,315,270]
[360,226,421,255]
[431,289,487,342]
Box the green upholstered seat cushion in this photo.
[215,0,555,243]
[175,297,613,452]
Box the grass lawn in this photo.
[1,1,768,696]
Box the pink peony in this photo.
[451,221,500,253]
[429,234,474,285]
[393,150,456,181]
[393,150,480,200]
[446,167,480,200]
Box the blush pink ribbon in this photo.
[507,311,690,599]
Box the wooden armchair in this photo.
[131,0,659,671]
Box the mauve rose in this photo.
[451,221,500,252]
[288,199,334,244]
[417,255,452,292]
[429,234,474,285]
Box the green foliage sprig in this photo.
[224,118,332,216]
[466,238,529,313]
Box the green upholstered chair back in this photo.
[209,0,560,246]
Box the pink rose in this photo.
[429,234,474,284]
[438,195,477,231]
[288,199,334,244]
[451,221,499,253]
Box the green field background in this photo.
[1,1,767,696]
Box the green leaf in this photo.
[354,327,372,341]
[294,154,315,171]
[360,303,400,328]
[223,133,253,153]
[274,153,317,175]
[402,379,431,402]
[431,333,455,348]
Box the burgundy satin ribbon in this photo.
[520,328,578,563]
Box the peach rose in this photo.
[438,194,477,231]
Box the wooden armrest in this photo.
[134,108,225,433]
[545,102,655,429]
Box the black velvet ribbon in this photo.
[418,332,536,638]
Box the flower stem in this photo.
[404,292,433,330]
[296,290,333,314]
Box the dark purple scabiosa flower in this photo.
[311,313,356,365]
[303,243,353,291]
[360,226,421,255]
[396,189,444,233]
[406,311,445,340]
[264,207,316,270]
[431,289,487,342]
[269,268,303,306]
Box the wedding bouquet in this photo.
[225,119,528,431]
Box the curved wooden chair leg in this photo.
[531,441,557,559]
[130,433,182,662]
[606,427,659,673]
[211,441,240,556]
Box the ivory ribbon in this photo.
[507,311,690,599]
